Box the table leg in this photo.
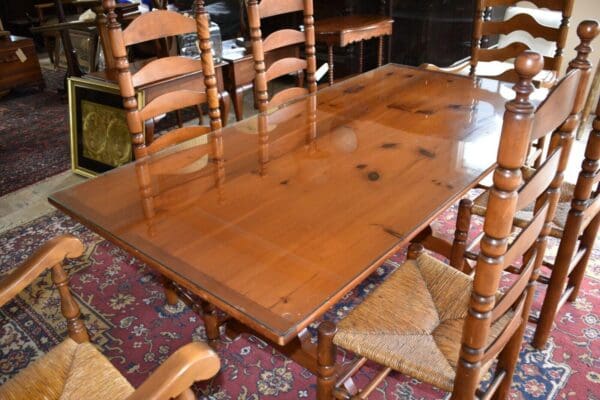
[201,301,221,341]
[232,86,245,121]
[219,91,231,127]
[328,45,334,86]
[161,276,178,306]
[378,36,384,67]
[358,41,364,73]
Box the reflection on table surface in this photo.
[50,64,519,344]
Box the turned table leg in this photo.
[202,301,221,341]
[162,277,179,306]
[328,45,334,86]
[378,36,384,67]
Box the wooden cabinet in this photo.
[0,35,44,92]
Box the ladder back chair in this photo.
[0,235,221,400]
[102,0,222,160]
[470,0,574,86]
[532,89,600,348]
[463,21,599,348]
[246,0,317,113]
[316,51,571,400]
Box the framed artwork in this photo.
[68,77,144,177]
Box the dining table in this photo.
[49,63,518,375]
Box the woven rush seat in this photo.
[333,254,513,392]
[0,338,134,400]
[472,167,574,238]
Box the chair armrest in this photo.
[0,235,84,307]
[126,342,221,400]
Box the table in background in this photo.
[51,64,510,373]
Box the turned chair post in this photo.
[531,20,599,349]
[453,52,543,400]
[534,84,600,347]
[317,321,338,400]
[52,262,90,343]
[102,0,146,159]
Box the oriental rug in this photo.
[0,69,70,196]
[0,69,201,197]
[1,209,599,399]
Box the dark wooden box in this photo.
[0,35,44,92]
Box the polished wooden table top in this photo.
[50,64,515,345]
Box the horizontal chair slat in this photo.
[140,90,207,122]
[263,29,306,53]
[482,14,559,42]
[132,57,204,88]
[516,149,561,211]
[484,0,565,11]
[258,0,304,18]
[265,57,308,82]
[531,69,580,141]
[123,10,196,46]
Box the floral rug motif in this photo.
[0,210,598,399]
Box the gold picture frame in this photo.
[68,77,144,177]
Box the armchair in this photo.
[0,235,220,400]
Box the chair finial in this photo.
[569,20,599,72]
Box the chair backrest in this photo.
[470,0,574,83]
[136,135,224,235]
[451,51,582,398]
[102,0,222,160]
[246,0,316,112]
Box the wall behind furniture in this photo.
[561,0,600,80]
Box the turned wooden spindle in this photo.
[469,2,486,77]
[453,51,543,400]
[304,0,317,94]
[102,0,146,159]
[52,262,90,343]
[567,108,600,300]
[247,0,269,113]
[553,0,575,72]
[317,321,338,400]
[195,0,225,187]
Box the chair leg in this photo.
[317,321,338,400]
[533,210,582,349]
[568,213,600,300]
[52,263,90,343]
[494,236,544,399]
[328,45,335,86]
[450,199,472,272]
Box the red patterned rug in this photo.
[0,69,70,196]
[1,207,599,399]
